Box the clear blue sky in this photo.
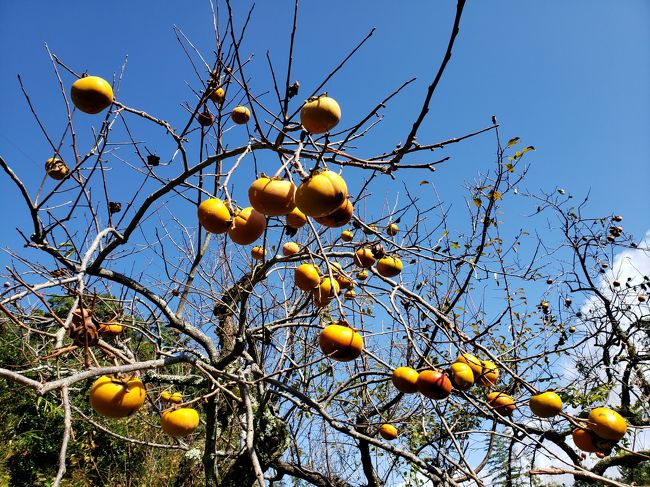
[0,1,648,256]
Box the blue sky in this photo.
[0,1,648,257]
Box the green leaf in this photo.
[506,137,520,148]
[450,241,460,250]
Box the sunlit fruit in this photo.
[45,157,70,180]
[572,428,601,453]
[315,199,354,228]
[454,353,483,377]
[568,326,577,333]
[588,407,627,441]
[416,370,452,400]
[231,105,250,124]
[295,264,320,291]
[70,75,114,114]
[161,391,183,404]
[89,375,146,418]
[356,269,369,281]
[228,207,266,245]
[449,362,474,391]
[379,423,398,440]
[529,391,563,418]
[344,289,356,300]
[331,262,353,289]
[198,198,232,234]
[638,294,647,303]
[286,206,307,229]
[479,360,499,387]
[161,408,200,437]
[319,323,363,361]
[209,86,225,105]
[354,248,376,268]
[314,277,340,306]
[248,177,297,216]
[376,256,403,278]
[300,95,341,134]
[295,170,348,217]
[487,392,515,416]
[341,230,354,242]
[334,272,353,289]
[282,242,300,256]
[386,223,398,236]
[391,367,420,393]
[251,246,266,260]
[99,323,123,335]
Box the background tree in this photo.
[0,1,648,486]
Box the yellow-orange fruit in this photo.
[319,324,363,361]
[376,256,403,278]
[228,207,266,245]
[479,360,499,387]
[295,170,348,217]
[341,230,354,242]
[251,246,266,260]
[209,87,225,105]
[391,367,419,394]
[588,407,627,441]
[572,428,601,453]
[314,199,354,228]
[449,362,474,391]
[198,198,232,234]
[455,353,483,376]
[161,408,200,437]
[45,157,70,180]
[99,323,124,336]
[161,391,183,404]
[313,277,340,307]
[386,223,399,236]
[354,248,375,268]
[231,105,250,124]
[286,207,308,229]
[300,95,341,134]
[379,424,398,440]
[248,177,296,216]
[89,375,146,418]
[416,370,452,400]
[529,392,563,418]
[295,264,320,291]
[70,75,114,114]
[487,392,515,416]
[282,242,300,256]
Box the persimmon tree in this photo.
[0,1,648,486]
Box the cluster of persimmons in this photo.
[55,74,628,455]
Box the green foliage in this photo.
[620,461,650,485]
[485,432,528,487]
[0,317,187,486]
